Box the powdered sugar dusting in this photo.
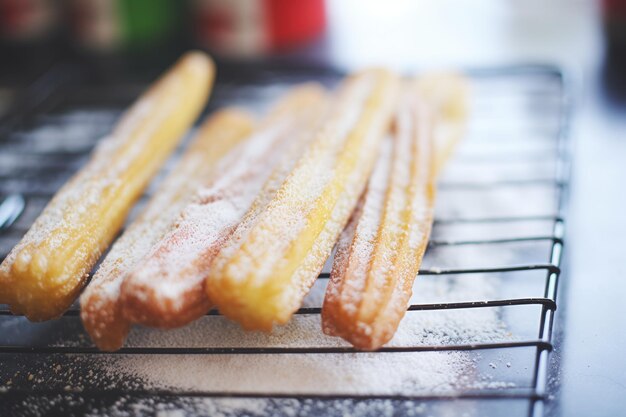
[112,352,475,395]
[350,137,393,289]
[0,54,210,318]
[206,70,400,333]
[79,109,253,348]
[120,85,328,323]
[104,236,518,398]
[86,270,515,400]
[324,136,393,325]
[120,137,285,315]
[221,72,377,285]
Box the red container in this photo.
[0,0,58,42]
[193,0,326,57]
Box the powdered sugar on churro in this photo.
[204,70,400,332]
[284,74,399,318]
[322,88,442,350]
[216,72,377,285]
[122,122,292,307]
[328,137,393,318]
[28,72,181,251]
[120,85,328,322]
[0,53,212,321]
[80,110,253,349]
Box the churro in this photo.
[80,109,253,351]
[416,73,469,174]
[207,69,400,331]
[0,51,214,321]
[118,84,328,329]
[322,76,468,350]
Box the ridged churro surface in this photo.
[80,109,253,351]
[207,69,400,331]
[119,84,328,330]
[322,75,469,350]
[322,91,435,350]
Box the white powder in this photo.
[108,263,512,397]
[214,72,377,285]
[120,87,328,316]
[112,351,475,395]
[344,136,393,299]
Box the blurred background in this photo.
[0,1,625,416]
[0,0,625,117]
[0,0,621,73]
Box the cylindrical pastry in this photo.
[80,108,254,351]
[322,75,469,350]
[207,69,401,331]
[118,83,328,330]
[0,51,215,320]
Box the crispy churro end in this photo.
[179,50,215,80]
[80,295,130,352]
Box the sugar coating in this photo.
[207,69,400,330]
[80,109,253,347]
[323,88,441,349]
[0,52,214,320]
[119,84,328,327]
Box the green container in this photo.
[72,0,182,51]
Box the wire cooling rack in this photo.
[0,62,570,417]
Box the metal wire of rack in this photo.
[0,63,570,417]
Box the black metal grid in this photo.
[0,63,570,417]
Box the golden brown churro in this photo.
[322,75,468,350]
[118,84,328,329]
[322,91,435,350]
[0,51,214,321]
[207,69,400,331]
[80,109,253,351]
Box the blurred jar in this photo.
[0,0,59,44]
[68,0,182,53]
[192,0,326,57]
[603,0,626,65]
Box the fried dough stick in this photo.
[0,51,215,320]
[80,109,253,351]
[416,73,469,174]
[118,84,328,330]
[207,69,400,331]
[322,75,468,350]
